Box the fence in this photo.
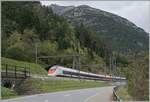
[1,64,30,79]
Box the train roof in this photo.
[51,65,78,72]
[50,65,105,77]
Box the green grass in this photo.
[2,78,110,99]
[1,57,47,75]
[16,78,110,95]
[1,87,17,99]
[116,85,133,101]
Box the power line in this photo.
[37,55,79,58]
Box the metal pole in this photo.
[72,56,75,69]
[77,42,81,81]
[114,57,116,76]
[105,63,106,76]
[112,55,115,76]
[35,44,38,64]
[78,55,81,81]
[110,56,111,75]
[105,49,107,75]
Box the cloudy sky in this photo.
[41,1,150,33]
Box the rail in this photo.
[113,86,122,101]
[1,64,30,79]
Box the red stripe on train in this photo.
[48,69,56,74]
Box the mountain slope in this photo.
[50,5,149,53]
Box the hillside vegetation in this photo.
[1,87,17,99]
[116,85,133,101]
[2,1,111,73]
[2,57,47,75]
[125,53,149,100]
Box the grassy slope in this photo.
[1,57,110,99]
[116,85,133,101]
[1,57,47,75]
[17,78,110,95]
[1,87,17,99]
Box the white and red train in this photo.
[48,65,126,81]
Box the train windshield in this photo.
[48,66,57,74]
[50,66,58,70]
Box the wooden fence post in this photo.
[24,68,26,78]
[15,66,17,78]
[6,64,8,77]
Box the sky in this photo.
[40,1,150,33]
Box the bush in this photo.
[1,87,17,99]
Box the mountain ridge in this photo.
[49,4,148,53]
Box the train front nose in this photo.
[48,69,56,76]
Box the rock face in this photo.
[49,4,149,53]
[50,4,74,15]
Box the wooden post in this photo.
[15,66,17,78]
[29,67,30,77]
[24,68,26,78]
[6,64,8,77]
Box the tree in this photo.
[126,52,149,100]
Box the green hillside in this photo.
[1,1,108,73]
[2,57,47,75]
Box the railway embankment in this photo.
[2,78,110,99]
[15,78,110,96]
[1,57,46,99]
[1,57,110,99]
